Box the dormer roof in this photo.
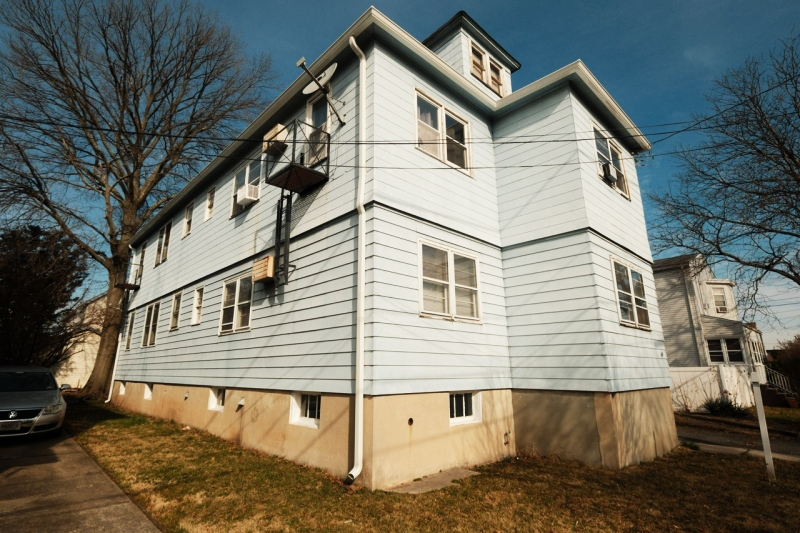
[422,11,521,73]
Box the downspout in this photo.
[105,244,134,403]
[344,35,366,485]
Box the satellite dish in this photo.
[302,63,337,95]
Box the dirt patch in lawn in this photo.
[66,401,800,533]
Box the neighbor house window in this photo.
[594,127,629,198]
[219,275,253,334]
[449,392,481,426]
[416,93,470,171]
[613,260,650,328]
[290,392,321,428]
[712,287,729,313]
[231,159,261,217]
[208,387,225,411]
[141,302,160,347]
[154,222,171,266]
[124,310,135,350]
[205,187,215,220]
[707,339,745,364]
[192,287,204,325]
[420,242,480,320]
[169,292,181,331]
[183,201,194,237]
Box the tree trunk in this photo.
[79,266,126,399]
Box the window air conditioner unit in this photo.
[237,184,259,206]
[262,124,288,157]
[716,306,728,313]
[602,162,618,184]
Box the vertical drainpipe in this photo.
[345,35,367,485]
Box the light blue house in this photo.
[112,9,677,489]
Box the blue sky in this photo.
[206,0,800,346]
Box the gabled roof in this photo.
[422,11,521,73]
[130,7,651,247]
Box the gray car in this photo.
[0,367,69,437]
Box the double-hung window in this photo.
[420,242,480,320]
[612,260,650,329]
[707,339,745,364]
[133,243,145,285]
[416,93,470,171]
[169,292,181,331]
[594,127,629,198]
[470,42,505,96]
[124,310,135,350]
[183,201,194,237]
[306,95,329,165]
[154,222,171,266]
[712,287,728,313]
[470,45,485,81]
[219,275,253,334]
[192,287,204,325]
[141,302,160,347]
[488,61,503,95]
[231,159,262,217]
[206,187,215,220]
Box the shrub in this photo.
[701,397,750,418]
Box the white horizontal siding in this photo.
[366,206,511,395]
[654,269,703,367]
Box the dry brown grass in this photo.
[66,401,800,533]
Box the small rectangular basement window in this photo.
[290,392,321,428]
[449,392,481,426]
[208,387,226,411]
[144,383,153,401]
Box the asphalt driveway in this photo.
[0,432,159,532]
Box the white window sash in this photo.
[170,293,181,331]
[205,187,215,220]
[419,241,481,321]
[219,276,252,334]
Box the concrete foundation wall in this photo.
[113,383,516,490]
[513,387,677,468]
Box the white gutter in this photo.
[345,35,367,486]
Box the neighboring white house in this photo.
[652,254,771,410]
[53,294,105,389]
[111,9,677,489]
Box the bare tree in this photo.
[649,35,800,315]
[0,0,277,397]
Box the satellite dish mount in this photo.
[297,57,346,126]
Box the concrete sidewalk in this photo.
[0,433,160,533]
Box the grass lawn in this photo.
[66,401,800,533]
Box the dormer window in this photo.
[469,42,505,96]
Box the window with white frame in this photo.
[712,286,729,313]
[219,275,253,334]
[205,187,215,220]
[231,159,262,217]
[169,292,181,331]
[124,310,135,350]
[208,387,225,411]
[306,95,329,165]
[183,201,194,237]
[612,260,650,328]
[290,392,321,428]
[594,127,629,198]
[133,243,145,285]
[420,242,480,320]
[416,93,470,171]
[141,302,160,347]
[449,392,481,426]
[154,222,171,266]
[192,287,204,325]
[707,339,745,364]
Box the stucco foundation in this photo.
[112,383,515,489]
[513,387,677,468]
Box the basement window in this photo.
[144,383,153,401]
[208,387,226,411]
[290,392,321,429]
[449,392,481,426]
[119,382,126,395]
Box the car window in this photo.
[0,372,57,392]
